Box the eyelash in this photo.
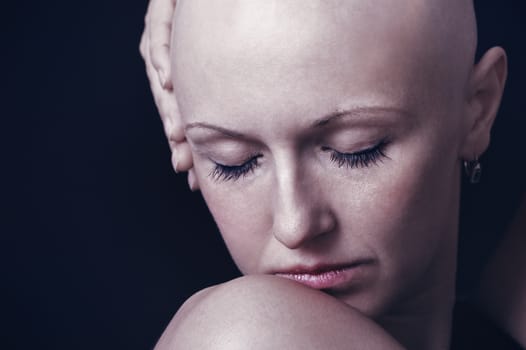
[322,140,389,169]
[209,140,389,182]
[210,156,261,182]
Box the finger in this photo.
[187,169,199,191]
[149,0,177,89]
[144,34,186,143]
[139,30,147,59]
[142,1,191,171]
[175,141,194,172]
[144,33,170,118]
[170,142,194,174]
[139,1,151,59]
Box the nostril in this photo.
[320,210,338,236]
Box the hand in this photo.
[140,0,194,177]
[140,0,175,90]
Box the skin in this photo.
[156,275,405,349]
[141,1,526,346]
[143,0,507,348]
[139,0,193,175]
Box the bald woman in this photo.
[140,1,523,349]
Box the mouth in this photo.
[273,260,373,292]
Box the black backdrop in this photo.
[3,1,525,349]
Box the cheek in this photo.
[335,131,459,281]
[195,164,272,274]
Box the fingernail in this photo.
[188,170,198,191]
[158,69,167,88]
[171,150,179,173]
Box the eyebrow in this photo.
[185,106,412,138]
[185,122,246,139]
[312,106,412,127]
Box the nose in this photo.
[271,166,336,250]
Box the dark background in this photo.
[3,1,525,349]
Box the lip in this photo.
[273,260,372,291]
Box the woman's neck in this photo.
[378,291,455,349]
[378,236,458,349]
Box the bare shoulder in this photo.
[154,275,404,350]
[154,283,217,349]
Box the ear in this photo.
[461,47,507,160]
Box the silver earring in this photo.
[464,157,482,184]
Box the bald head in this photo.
[170,0,477,118]
[161,2,508,331]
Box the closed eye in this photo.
[209,155,262,182]
[322,140,389,168]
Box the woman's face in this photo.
[171,0,470,317]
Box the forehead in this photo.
[171,0,459,127]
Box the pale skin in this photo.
[140,0,512,349]
[156,275,405,349]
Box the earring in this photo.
[464,157,482,184]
